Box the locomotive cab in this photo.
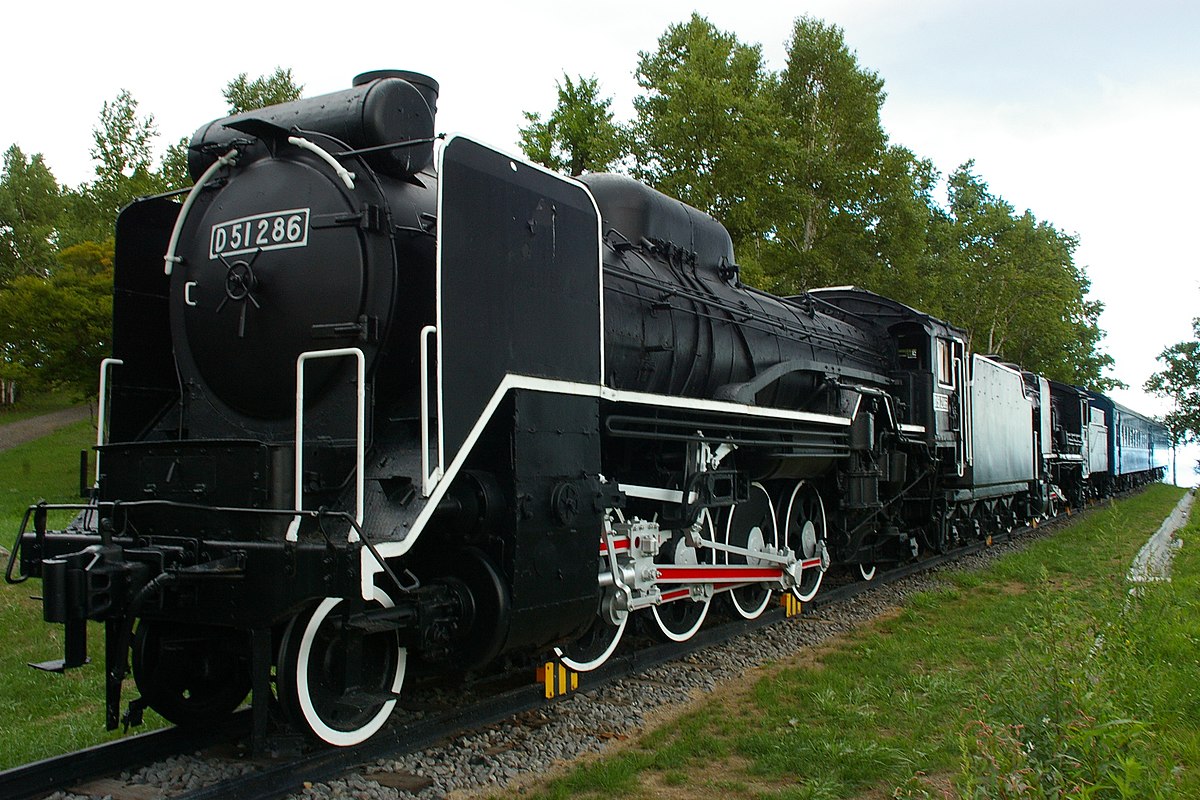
[807,287,968,475]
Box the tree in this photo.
[528,14,1119,388]
[66,90,168,245]
[159,69,305,193]
[929,163,1118,390]
[0,144,64,283]
[223,68,303,114]
[1146,317,1200,452]
[0,239,113,397]
[760,16,890,292]
[519,74,627,175]
[0,70,305,402]
[628,15,930,297]
[632,14,781,252]
[159,137,192,192]
[859,144,941,305]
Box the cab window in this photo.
[937,339,956,388]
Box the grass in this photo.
[0,418,96,538]
[0,417,169,770]
[499,484,1195,799]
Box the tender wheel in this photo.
[131,621,251,728]
[724,482,778,620]
[858,563,877,581]
[782,481,827,603]
[555,614,627,671]
[972,504,991,541]
[999,499,1016,534]
[937,523,952,553]
[650,509,715,642]
[277,589,406,746]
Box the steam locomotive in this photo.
[6,70,1169,748]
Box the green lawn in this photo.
[0,418,95,538]
[0,418,169,769]
[503,484,1195,799]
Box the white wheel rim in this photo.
[727,483,775,619]
[294,588,406,746]
[554,615,627,672]
[859,563,877,581]
[651,510,713,642]
[785,481,826,603]
[555,507,632,671]
[652,595,711,642]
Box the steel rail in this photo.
[0,714,248,800]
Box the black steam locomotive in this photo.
[7,71,1168,747]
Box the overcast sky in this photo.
[4,0,1198,483]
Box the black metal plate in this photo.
[438,138,601,461]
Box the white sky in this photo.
[4,0,1198,483]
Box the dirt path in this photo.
[1128,487,1193,583]
[0,405,92,453]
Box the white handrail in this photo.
[285,348,366,543]
[287,136,356,190]
[419,325,441,496]
[164,148,239,275]
[95,358,124,483]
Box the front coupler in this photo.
[44,543,159,730]
[8,504,159,730]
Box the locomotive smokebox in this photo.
[188,70,439,180]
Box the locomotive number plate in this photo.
[210,208,310,259]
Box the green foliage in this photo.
[0,240,113,396]
[0,420,170,768]
[934,163,1119,390]
[223,67,303,114]
[0,419,96,542]
[159,136,192,192]
[0,91,148,397]
[1145,315,1200,445]
[759,16,888,290]
[0,70,305,397]
[957,585,1170,798]
[860,144,942,304]
[65,90,169,245]
[519,74,627,176]
[0,144,64,283]
[0,388,79,423]
[632,14,780,249]
[160,69,305,193]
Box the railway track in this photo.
[0,509,1075,800]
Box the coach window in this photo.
[937,338,955,388]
